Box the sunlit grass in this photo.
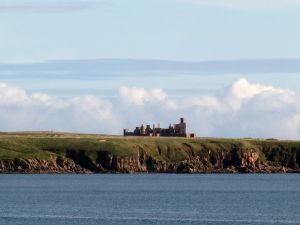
[0,132,299,167]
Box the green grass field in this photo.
[0,132,299,168]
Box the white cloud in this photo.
[0,82,118,133]
[181,0,300,10]
[117,79,300,139]
[0,83,31,105]
[220,78,290,110]
[119,86,168,105]
[0,79,300,139]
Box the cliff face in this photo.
[0,156,90,173]
[90,147,296,174]
[0,144,298,174]
[0,133,299,173]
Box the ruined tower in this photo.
[179,118,186,135]
[123,117,195,138]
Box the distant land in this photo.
[0,132,299,174]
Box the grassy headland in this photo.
[0,132,299,173]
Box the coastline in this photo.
[0,132,299,174]
[0,156,298,174]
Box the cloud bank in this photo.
[0,78,299,139]
[182,0,300,10]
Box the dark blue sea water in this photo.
[0,174,299,225]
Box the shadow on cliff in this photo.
[66,150,97,171]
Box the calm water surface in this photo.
[0,174,299,225]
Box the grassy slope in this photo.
[0,132,299,167]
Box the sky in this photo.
[2,0,300,62]
[0,0,300,138]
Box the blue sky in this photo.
[1,0,300,63]
[1,0,300,138]
[1,59,300,98]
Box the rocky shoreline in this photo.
[1,148,299,174]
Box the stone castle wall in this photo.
[124,118,195,138]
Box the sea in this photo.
[0,174,299,225]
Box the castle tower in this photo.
[145,125,151,135]
[141,124,145,134]
[179,118,186,135]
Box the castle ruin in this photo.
[123,118,195,138]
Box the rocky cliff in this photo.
[0,156,90,173]
[0,135,299,173]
